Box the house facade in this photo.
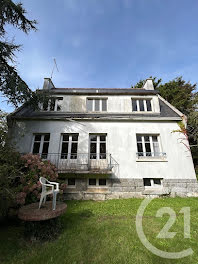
[8,78,197,200]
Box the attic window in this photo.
[132,99,152,112]
[42,97,63,111]
[87,98,107,112]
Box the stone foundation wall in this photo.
[63,178,198,200]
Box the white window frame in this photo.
[86,98,107,112]
[144,178,163,189]
[132,98,153,112]
[87,178,107,187]
[89,134,107,160]
[136,134,163,158]
[31,134,50,158]
[66,178,76,188]
[60,133,79,160]
[40,97,63,111]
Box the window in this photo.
[87,98,107,112]
[32,134,50,159]
[143,178,162,188]
[61,134,79,159]
[90,134,106,159]
[68,178,76,186]
[88,178,107,186]
[136,134,161,157]
[99,179,106,186]
[42,97,63,111]
[89,178,97,186]
[132,99,152,112]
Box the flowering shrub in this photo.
[13,153,67,206]
[0,149,67,219]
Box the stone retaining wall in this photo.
[63,178,198,200]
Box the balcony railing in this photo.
[136,152,167,159]
[34,153,118,173]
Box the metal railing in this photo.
[136,152,167,159]
[34,153,118,173]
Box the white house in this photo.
[8,78,197,200]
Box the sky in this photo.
[1,0,198,112]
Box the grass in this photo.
[1,198,198,264]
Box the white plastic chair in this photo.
[39,177,59,210]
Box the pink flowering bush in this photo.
[0,149,67,219]
[15,153,67,206]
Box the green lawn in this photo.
[1,198,198,264]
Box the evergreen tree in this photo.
[0,0,37,107]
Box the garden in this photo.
[1,197,198,264]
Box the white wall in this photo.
[10,119,196,180]
[47,94,160,113]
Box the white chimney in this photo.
[143,78,154,90]
[43,78,55,90]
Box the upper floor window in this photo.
[87,98,107,112]
[32,134,50,159]
[42,97,63,111]
[61,133,79,159]
[136,134,162,157]
[132,99,152,112]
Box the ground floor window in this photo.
[32,134,50,159]
[67,178,76,186]
[88,178,107,186]
[143,178,162,188]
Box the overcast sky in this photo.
[2,0,198,112]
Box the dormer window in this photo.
[132,99,152,112]
[42,97,63,111]
[87,98,107,112]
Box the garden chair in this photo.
[39,177,59,210]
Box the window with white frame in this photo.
[32,134,50,159]
[87,98,107,112]
[89,134,106,159]
[88,178,107,186]
[132,99,152,112]
[143,178,162,188]
[61,134,79,159]
[42,97,63,111]
[136,134,161,157]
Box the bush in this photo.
[0,150,67,220]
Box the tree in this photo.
[0,0,37,108]
[0,110,8,146]
[158,77,197,116]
